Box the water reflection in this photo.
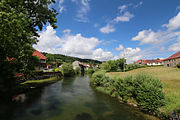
[0,75,159,120]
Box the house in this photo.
[163,51,180,67]
[136,59,163,66]
[32,50,46,70]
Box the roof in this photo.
[32,50,46,60]
[164,51,180,61]
[136,59,163,64]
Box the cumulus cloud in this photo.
[168,41,180,51]
[92,48,114,61]
[33,25,64,54]
[73,0,90,22]
[119,47,142,63]
[162,12,180,31]
[132,29,160,44]
[60,33,100,56]
[34,25,116,61]
[100,24,115,34]
[114,12,134,22]
[116,44,124,51]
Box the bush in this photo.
[85,68,95,74]
[133,74,165,113]
[62,63,74,77]
[126,63,142,71]
[74,66,81,74]
[90,70,109,86]
[90,71,166,113]
[99,62,111,71]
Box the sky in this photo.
[34,0,180,63]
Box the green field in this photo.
[107,66,180,113]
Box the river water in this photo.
[0,75,159,120]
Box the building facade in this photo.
[163,51,180,67]
[136,59,163,66]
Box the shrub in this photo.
[85,68,95,74]
[61,63,74,77]
[74,66,81,74]
[99,62,111,72]
[90,71,166,114]
[133,74,166,113]
[90,70,109,86]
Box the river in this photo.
[0,75,159,120]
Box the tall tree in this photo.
[0,0,58,97]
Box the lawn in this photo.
[107,66,180,113]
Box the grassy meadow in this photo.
[107,66,180,113]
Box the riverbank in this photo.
[107,66,180,119]
[20,76,61,88]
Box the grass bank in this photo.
[107,66,180,113]
[21,76,60,88]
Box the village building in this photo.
[163,51,180,67]
[136,59,163,66]
[32,50,47,70]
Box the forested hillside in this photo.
[42,52,102,65]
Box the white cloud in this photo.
[168,41,180,51]
[34,25,116,61]
[100,24,115,34]
[118,5,128,13]
[100,4,135,34]
[60,33,100,56]
[92,48,114,61]
[119,47,141,63]
[132,29,160,44]
[176,6,180,11]
[114,12,134,22]
[116,44,124,51]
[33,25,64,54]
[134,1,143,8]
[162,12,180,31]
[73,0,90,22]
[63,29,71,33]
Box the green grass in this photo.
[107,66,180,113]
[21,76,60,86]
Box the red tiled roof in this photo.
[164,51,180,61]
[136,59,162,64]
[32,50,46,60]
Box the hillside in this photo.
[42,52,102,65]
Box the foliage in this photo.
[90,71,166,114]
[61,63,74,77]
[99,62,111,71]
[107,60,118,72]
[133,74,165,113]
[43,53,102,66]
[99,58,126,72]
[85,68,95,74]
[0,0,58,96]
[74,66,81,74]
[125,63,142,71]
[177,64,180,68]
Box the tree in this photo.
[62,63,74,77]
[116,58,126,71]
[100,62,111,71]
[0,0,58,97]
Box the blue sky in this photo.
[34,0,180,63]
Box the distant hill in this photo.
[42,52,102,65]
